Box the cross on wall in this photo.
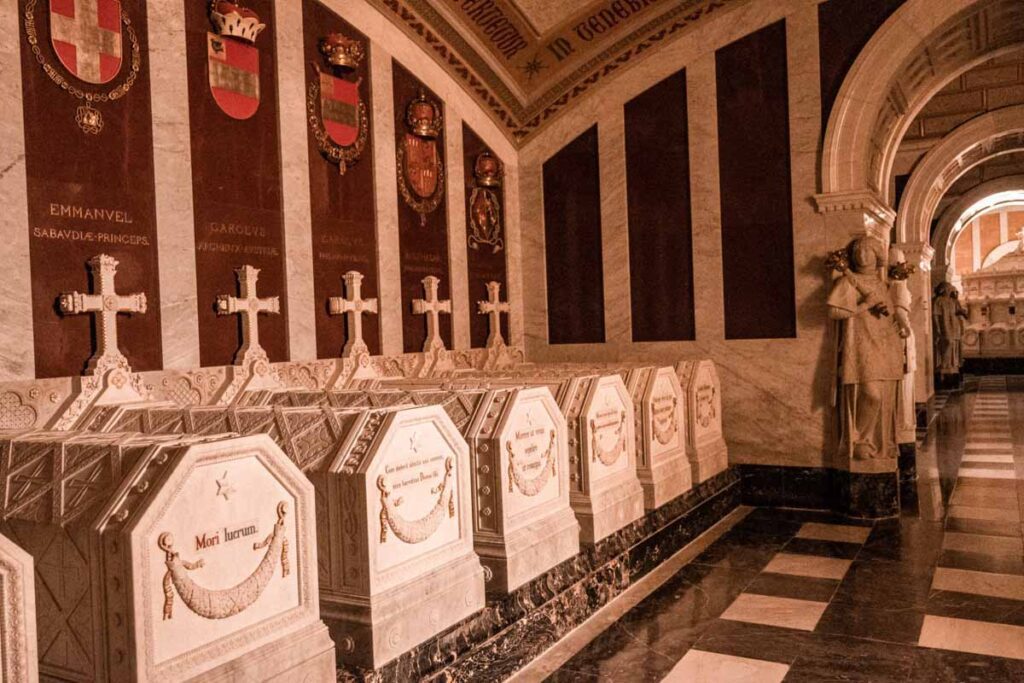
[411,275,452,353]
[328,270,378,358]
[59,254,146,373]
[477,281,510,348]
[216,265,280,364]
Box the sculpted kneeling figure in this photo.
[827,236,912,461]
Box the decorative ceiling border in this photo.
[372,0,739,145]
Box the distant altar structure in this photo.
[960,239,1024,359]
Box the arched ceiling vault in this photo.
[895,104,1024,243]
[821,0,1024,204]
[368,0,742,145]
[933,177,1024,279]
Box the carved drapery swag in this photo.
[506,430,556,496]
[378,456,455,544]
[652,396,679,446]
[589,411,627,466]
[159,501,291,621]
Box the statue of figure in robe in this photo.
[827,236,912,460]
[933,282,965,377]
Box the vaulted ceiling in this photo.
[370,0,738,144]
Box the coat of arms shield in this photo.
[50,0,123,84]
[319,72,360,147]
[403,134,440,199]
[208,32,260,120]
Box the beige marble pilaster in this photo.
[149,0,199,370]
[0,4,33,380]
[369,47,404,356]
[518,155,548,353]
[503,157,524,348]
[598,110,632,346]
[786,6,827,337]
[686,54,725,341]
[275,0,316,361]
[445,111,470,350]
[897,241,936,402]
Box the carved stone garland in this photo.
[377,457,455,544]
[505,430,556,496]
[159,501,290,621]
[23,0,142,135]
[651,396,679,446]
[589,411,628,466]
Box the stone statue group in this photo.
[826,234,969,463]
[932,281,968,387]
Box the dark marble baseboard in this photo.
[962,358,1024,375]
[739,465,899,520]
[334,469,741,682]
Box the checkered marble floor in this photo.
[543,376,1024,682]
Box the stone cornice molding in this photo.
[813,189,897,227]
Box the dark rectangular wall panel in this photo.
[716,21,796,340]
[186,0,288,367]
[818,0,906,130]
[393,61,452,353]
[19,0,163,378]
[304,1,380,358]
[543,126,605,344]
[462,124,510,348]
[625,69,696,342]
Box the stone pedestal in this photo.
[0,532,37,683]
[0,432,333,682]
[675,360,729,484]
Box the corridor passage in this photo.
[538,377,1024,682]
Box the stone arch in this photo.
[932,176,1024,283]
[895,105,1024,243]
[820,0,1024,207]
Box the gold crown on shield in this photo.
[209,1,266,43]
[474,152,503,187]
[320,33,364,70]
[406,90,442,139]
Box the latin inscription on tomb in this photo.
[147,458,299,665]
[504,401,559,517]
[375,427,460,571]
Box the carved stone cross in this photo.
[412,275,452,352]
[59,254,147,373]
[477,281,510,348]
[216,265,280,364]
[328,270,378,358]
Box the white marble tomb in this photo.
[231,386,580,594]
[675,360,729,483]
[0,431,333,682]
[76,402,485,669]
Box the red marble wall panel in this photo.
[303,0,380,358]
[818,0,906,130]
[185,0,288,367]
[542,126,605,345]
[392,60,452,353]
[624,69,696,342]
[716,20,796,340]
[462,124,509,348]
[19,0,163,378]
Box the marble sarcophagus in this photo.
[0,431,333,682]
[77,403,485,669]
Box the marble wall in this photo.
[0,0,522,380]
[518,0,845,470]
